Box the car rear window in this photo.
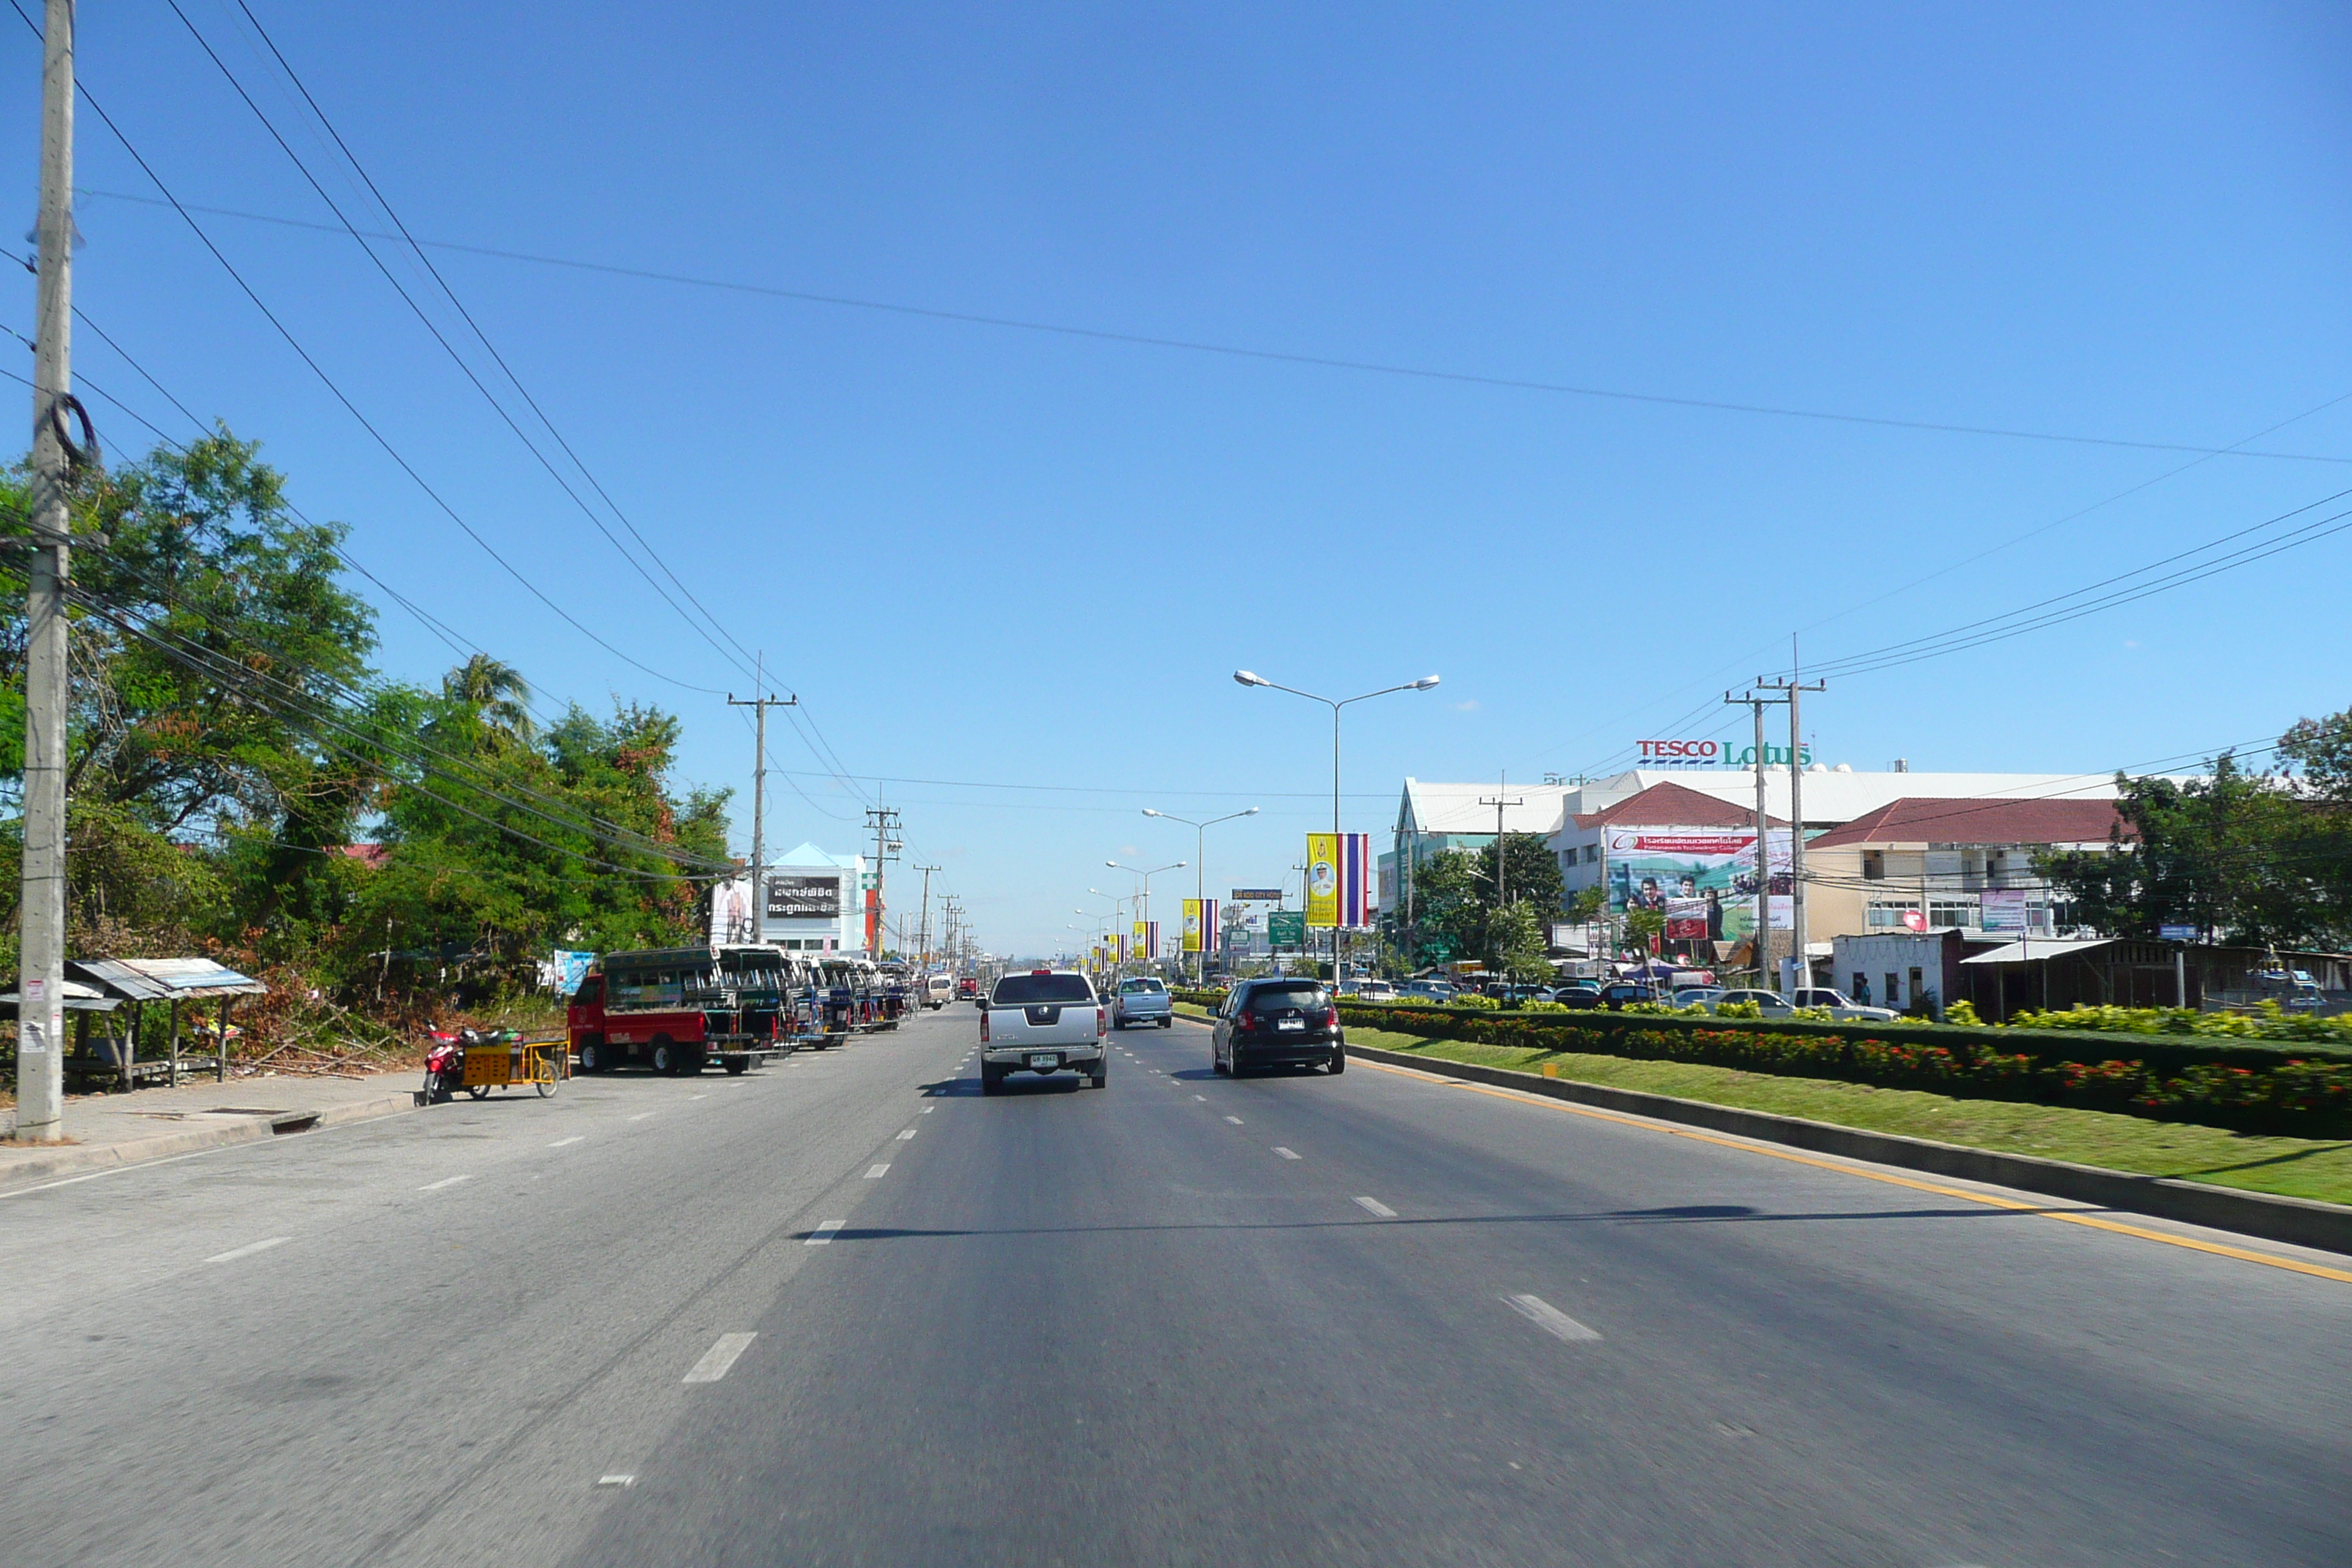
[1119,979,1166,994]
[992,973,1093,1004]
[1247,983,1330,1009]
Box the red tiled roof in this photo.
[1571,781,1787,831]
[335,843,390,868]
[1805,797,2127,850]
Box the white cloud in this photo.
[1455,699,1481,712]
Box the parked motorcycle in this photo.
[421,1030,464,1104]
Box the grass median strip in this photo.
[1344,1025,2352,1207]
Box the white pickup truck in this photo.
[979,969,1108,1093]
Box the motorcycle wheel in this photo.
[467,1084,491,1100]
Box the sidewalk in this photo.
[0,1068,422,1189]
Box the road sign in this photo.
[1231,888,1285,903]
[2159,924,2198,943]
[1267,911,1306,949]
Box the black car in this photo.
[1212,978,1345,1078]
[1597,981,1661,1010]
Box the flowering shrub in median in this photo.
[2007,1000,2352,1045]
[1332,1002,2352,1136]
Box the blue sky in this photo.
[10,1,2352,952]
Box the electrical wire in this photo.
[161,0,766,690]
[2,0,726,698]
[67,186,2352,468]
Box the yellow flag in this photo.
[1305,834,1339,929]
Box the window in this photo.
[1583,844,1599,864]
[992,973,1093,1005]
[1245,981,1330,1010]
[1909,967,1926,1006]
[1863,851,1885,881]
[1866,900,1921,929]
[1929,900,1980,929]
[1885,972,1901,1006]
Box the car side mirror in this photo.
[974,997,987,1009]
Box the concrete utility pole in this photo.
[1756,672,1825,992]
[726,661,795,946]
[864,804,901,957]
[1479,776,1524,975]
[913,863,940,970]
[1726,689,1789,986]
[16,0,78,1143]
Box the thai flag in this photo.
[1202,899,1219,954]
[1341,834,1373,930]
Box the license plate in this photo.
[1028,1053,1059,1069]
[1278,1019,1305,1031]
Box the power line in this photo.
[162,0,766,689]
[0,1,725,698]
[68,187,2352,468]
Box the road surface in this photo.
[3,1006,2346,1566]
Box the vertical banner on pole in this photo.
[1305,834,1339,929]
[1145,921,1161,959]
[1183,900,1204,953]
[1202,899,1218,954]
[1340,834,1373,929]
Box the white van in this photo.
[923,973,954,1009]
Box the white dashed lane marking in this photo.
[1274,1147,1301,1160]
[548,1137,584,1148]
[627,1113,655,1123]
[1194,1095,1207,1101]
[1506,1294,1602,1343]
[596,1474,636,1489]
[204,1236,291,1264]
[1354,1196,1397,1218]
[418,1175,473,1192]
[805,1220,847,1245]
[865,1164,891,1179]
[682,1333,758,1384]
[1224,1116,1243,1126]
[896,1128,917,1140]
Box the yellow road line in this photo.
[1354,1057,2352,1286]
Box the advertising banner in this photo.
[550,950,595,994]
[709,878,755,948]
[1183,899,1221,954]
[766,873,844,921]
[1980,889,2027,933]
[1305,834,1340,929]
[1605,826,1794,945]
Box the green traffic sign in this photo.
[1267,911,1307,949]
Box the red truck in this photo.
[568,946,809,1076]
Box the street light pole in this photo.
[1142,807,1257,984]
[1104,860,1184,972]
[1235,671,1439,984]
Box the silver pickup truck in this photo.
[1110,976,1174,1029]
[979,970,1108,1093]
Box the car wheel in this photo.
[1159,1016,1172,1029]
[1328,1050,1346,1075]
[1091,1062,1108,1088]
[651,1039,676,1076]
[981,1066,1003,1096]
[1213,1050,1229,1077]
[577,1039,602,1074]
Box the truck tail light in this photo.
[1096,1006,1107,1036]
[980,1010,990,1044]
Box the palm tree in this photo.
[442,654,535,744]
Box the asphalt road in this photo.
[4,1005,2348,1567]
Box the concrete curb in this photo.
[1335,1041,2352,1259]
[0,1088,421,1190]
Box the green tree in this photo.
[2039,737,2348,949]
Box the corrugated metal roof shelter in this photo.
[54,958,270,1089]
[68,957,268,1002]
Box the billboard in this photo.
[710,877,756,947]
[1980,889,2027,933]
[766,874,844,921]
[1605,826,1794,944]
[1231,887,1286,903]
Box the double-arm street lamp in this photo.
[1234,670,1439,982]
[1142,806,1258,983]
[1104,859,1184,970]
